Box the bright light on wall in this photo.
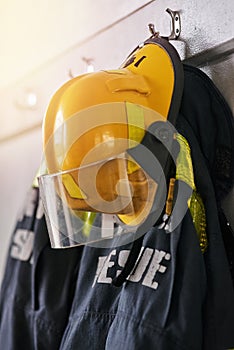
[15,89,38,110]
[82,57,94,73]
[86,63,94,73]
[26,92,37,107]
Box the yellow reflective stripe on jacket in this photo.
[176,133,208,253]
[176,133,195,190]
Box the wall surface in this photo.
[0,0,233,282]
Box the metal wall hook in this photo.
[82,57,95,72]
[68,57,94,78]
[166,8,181,40]
[148,23,160,37]
[148,8,181,40]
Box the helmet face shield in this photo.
[39,102,170,248]
[38,152,158,248]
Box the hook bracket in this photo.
[148,8,181,40]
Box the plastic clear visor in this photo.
[38,152,157,248]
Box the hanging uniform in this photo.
[58,65,234,350]
[0,186,82,349]
[59,211,206,350]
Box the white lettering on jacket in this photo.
[10,188,44,262]
[10,229,34,261]
[92,247,171,290]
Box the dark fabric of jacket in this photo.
[0,187,82,349]
[0,65,234,350]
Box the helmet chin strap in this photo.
[127,120,180,194]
